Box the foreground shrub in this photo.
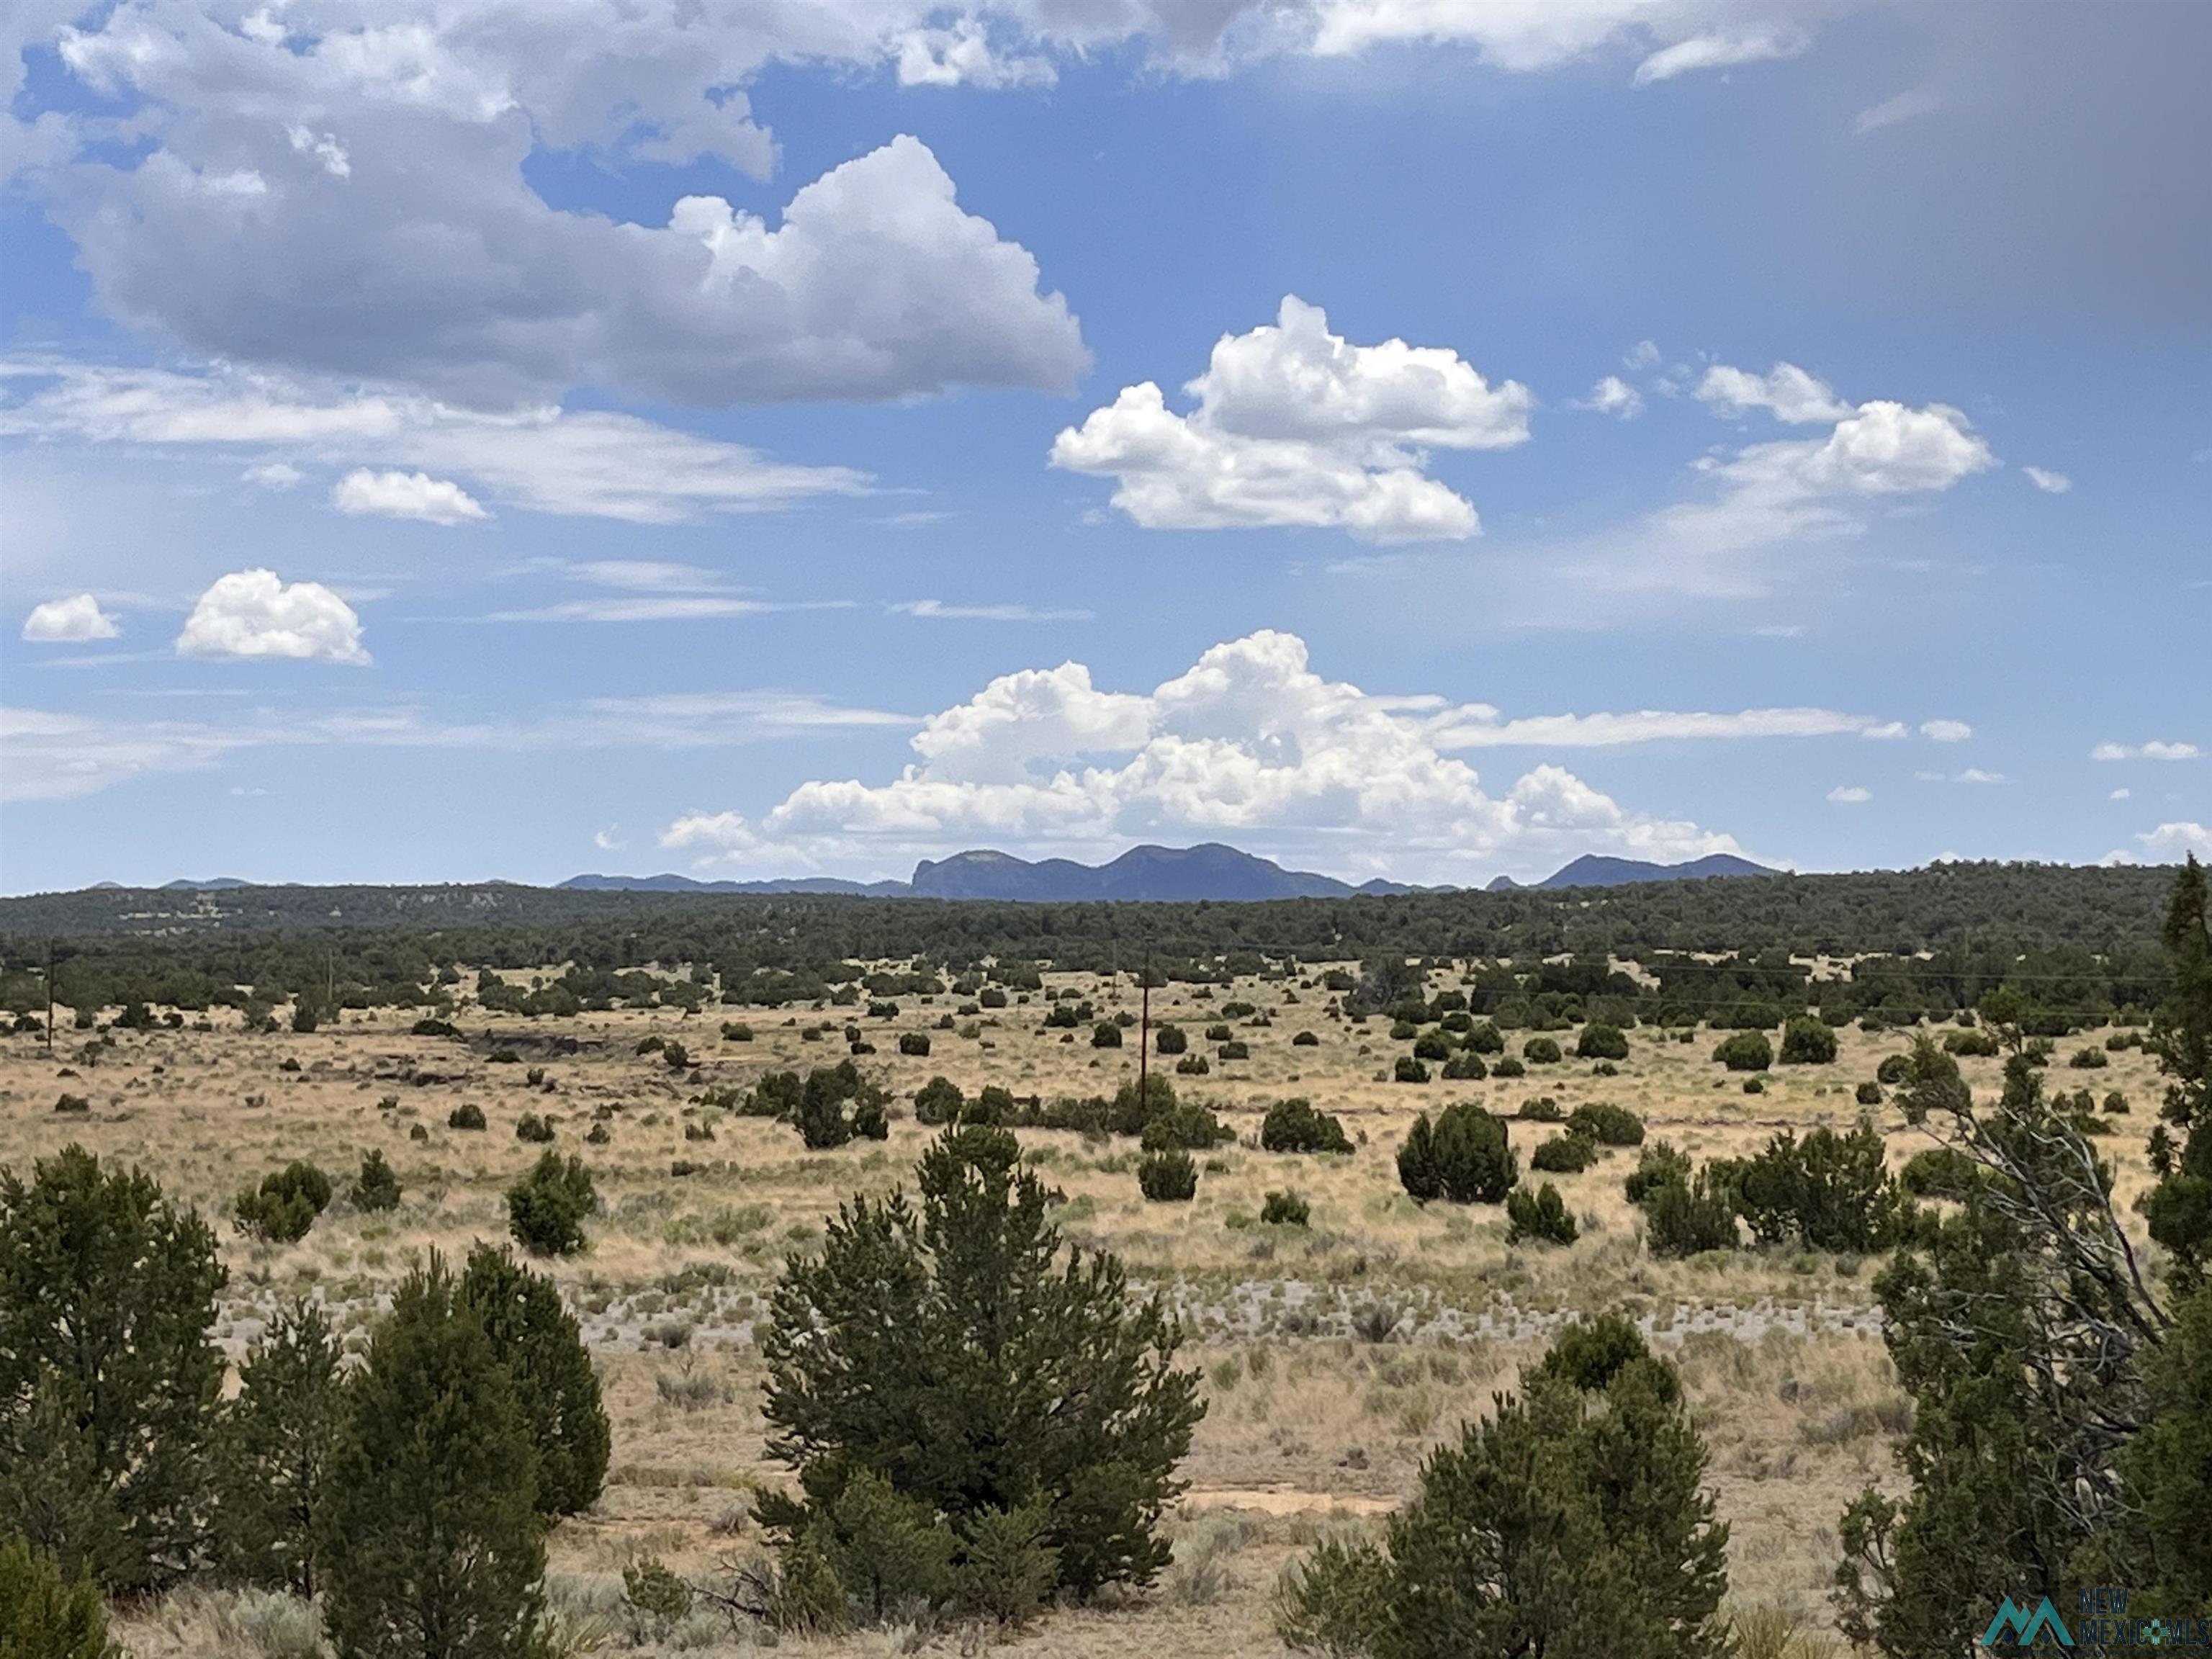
[233,1161,334,1244]
[0,1533,115,1659]
[1137,1149,1199,1202]
[1398,1103,1516,1204]
[1140,1102,1230,1151]
[448,1102,487,1130]
[1260,1098,1352,1155]
[1506,1182,1578,1246]
[1713,1031,1773,1072]
[351,1151,402,1213]
[320,1255,544,1658]
[0,1146,225,1593]
[1277,1317,1727,1657]
[460,1245,610,1519]
[913,1075,964,1126]
[1566,1101,1645,1146]
[757,1126,1202,1616]
[216,1301,343,1596]
[505,1151,595,1257]
[792,1062,891,1148]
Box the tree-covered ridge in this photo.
[0,863,2179,1026]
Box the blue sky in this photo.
[1,1,2206,892]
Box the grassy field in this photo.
[2,964,2169,1657]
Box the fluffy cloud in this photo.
[1,361,867,523]
[1827,785,1871,804]
[176,569,371,665]
[1590,367,1998,597]
[332,468,488,524]
[21,593,120,642]
[33,40,1084,410]
[1050,297,1529,542]
[2109,822,2212,864]
[1582,375,1645,418]
[2092,740,2200,762]
[1919,719,1973,742]
[2023,466,2073,494]
[1696,361,1853,424]
[660,629,1755,881]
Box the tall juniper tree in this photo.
[0,1147,225,1593]
[758,1125,1203,1617]
[217,1300,345,1596]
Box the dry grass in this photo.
[12,966,2169,1656]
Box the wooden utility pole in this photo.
[1138,948,1152,1106]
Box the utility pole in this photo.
[1138,947,1151,1106]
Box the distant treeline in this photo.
[0,862,2180,1031]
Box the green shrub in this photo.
[1506,1182,1578,1246]
[448,1102,487,1130]
[1521,1035,1563,1064]
[1878,1052,1914,1082]
[51,1094,89,1115]
[1530,1133,1601,1175]
[1465,1022,1505,1054]
[1393,1057,1429,1084]
[1413,1032,1452,1062]
[1274,1318,1727,1656]
[757,1127,1202,1607]
[2068,1046,2108,1069]
[1728,1122,1897,1251]
[1292,1030,1320,1047]
[513,1112,554,1143]
[505,1151,595,1257]
[1441,1051,1488,1080]
[1856,1081,1884,1106]
[1624,1143,1693,1208]
[1137,1150,1199,1202]
[2103,1089,2131,1115]
[1155,1025,1188,1055]
[1092,1022,1123,1049]
[1575,1022,1630,1061]
[1140,1103,1230,1151]
[914,1076,964,1126]
[1713,1031,1773,1072]
[1219,1039,1251,1061]
[1516,1097,1563,1122]
[1565,1102,1645,1146]
[1941,1028,2000,1058]
[1260,1099,1352,1155]
[721,1021,755,1042]
[1897,1146,1981,1200]
[899,1032,932,1057]
[0,1533,116,1659]
[460,1246,610,1518]
[233,1161,333,1244]
[1398,1104,1516,1204]
[215,1302,343,1595]
[1491,1056,1527,1079]
[1176,1055,1210,1075]
[1261,1190,1311,1228]
[1779,1017,1839,1065]
[351,1150,402,1213]
[319,1256,545,1657]
[1647,1173,1739,1256]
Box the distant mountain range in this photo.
[553,844,1779,902]
[1485,853,1779,891]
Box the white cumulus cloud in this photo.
[1920,719,1973,742]
[1582,375,1645,418]
[333,468,489,525]
[658,629,1751,881]
[2108,823,2212,864]
[176,569,370,665]
[21,593,120,642]
[1050,297,1529,543]
[1827,785,1871,804]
